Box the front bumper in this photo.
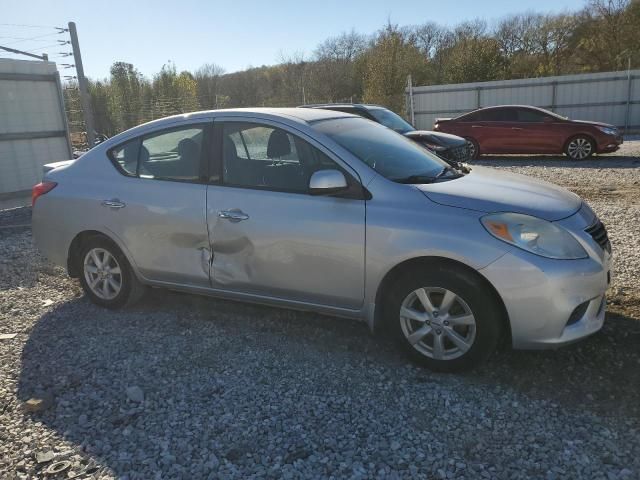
[597,134,623,153]
[479,204,612,349]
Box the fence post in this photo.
[476,87,481,109]
[625,58,632,133]
[551,81,557,112]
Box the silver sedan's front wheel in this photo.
[566,136,594,160]
[83,248,122,300]
[399,287,476,361]
[385,263,503,372]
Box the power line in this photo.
[0,23,62,29]
[0,31,64,46]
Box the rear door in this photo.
[103,121,212,287]
[476,107,518,153]
[205,117,366,309]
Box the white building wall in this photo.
[0,58,71,194]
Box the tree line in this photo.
[65,0,640,138]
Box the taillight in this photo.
[32,181,57,206]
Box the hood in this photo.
[415,166,581,221]
[404,130,467,147]
[570,119,617,129]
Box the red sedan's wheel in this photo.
[565,136,595,160]
[466,138,480,160]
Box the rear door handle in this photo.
[471,125,483,128]
[218,209,249,222]
[101,199,126,209]
[511,127,523,130]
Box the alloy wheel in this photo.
[567,137,593,160]
[399,287,476,360]
[83,248,122,300]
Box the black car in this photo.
[299,103,471,164]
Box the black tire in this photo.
[565,135,595,160]
[465,138,480,160]
[384,263,503,372]
[77,235,146,309]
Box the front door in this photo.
[206,119,366,309]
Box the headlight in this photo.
[596,126,617,136]
[423,142,446,151]
[481,213,588,259]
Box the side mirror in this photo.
[543,116,554,123]
[309,169,348,196]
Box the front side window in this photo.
[222,122,338,193]
[109,125,206,182]
[312,117,447,181]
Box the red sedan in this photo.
[434,105,623,160]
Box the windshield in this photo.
[312,117,447,181]
[367,107,415,134]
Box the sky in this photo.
[1,0,586,80]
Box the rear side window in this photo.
[516,109,550,122]
[483,108,517,121]
[108,125,207,182]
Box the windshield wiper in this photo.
[435,165,465,179]
[393,174,438,184]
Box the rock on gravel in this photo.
[0,147,639,479]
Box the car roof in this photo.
[300,103,386,111]
[103,108,358,146]
[129,107,355,131]
[457,104,557,119]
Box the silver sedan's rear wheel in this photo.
[399,287,476,361]
[385,263,503,372]
[78,235,146,309]
[566,136,594,160]
[83,248,122,300]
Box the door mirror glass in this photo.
[309,169,348,195]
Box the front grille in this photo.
[443,143,470,163]
[585,219,611,253]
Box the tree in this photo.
[360,24,429,113]
[109,61,145,131]
[195,63,225,109]
[437,21,506,83]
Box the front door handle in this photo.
[101,199,126,209]
[511,127,523,130]
[218,209,249,222]
[471,125,483,128]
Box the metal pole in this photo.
[407,75,415,126]
[68,22,95,148]
[476,87,481,109]
[551,81,557,112]
[625,57,632,133]
[0,45,48,61]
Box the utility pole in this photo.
[68,22,95,148]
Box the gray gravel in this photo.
[1,146,639,479]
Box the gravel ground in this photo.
[1,145,639,479]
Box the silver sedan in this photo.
[32,108,612,372]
